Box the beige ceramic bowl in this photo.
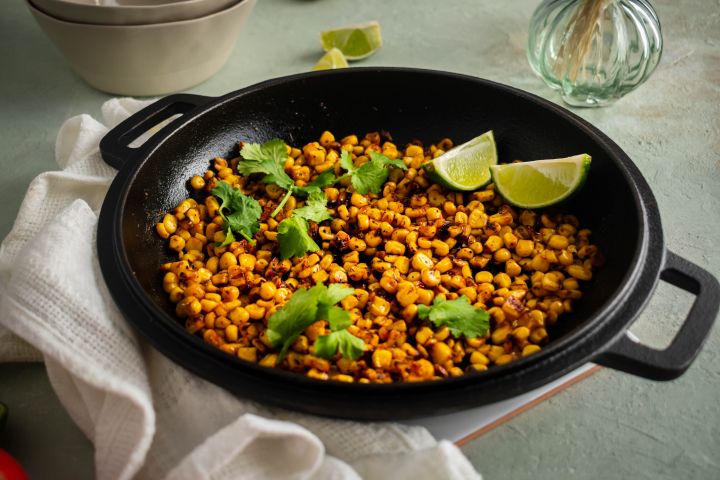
[31,0,239,25]
[27,0,256,96]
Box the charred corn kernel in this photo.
[379,275,399,294]
[421,268,441,287]
[259,281,277,300]
[558,250,574,266]
[493,248,512,263]
[190,175,205,190]
[567,264,593,280]
[341,134,358,145]
[495,354,515,366]
[405,145,424,157]
[431,342,453,365]
[384,240,406,255]
[512,326,531,341]
[541,274,561,292]
[530,327,548,343]
[319,130,335,146]
[491,324,512,344]
[412,359,435,378]
[411,252,434,271]
[416,327,434,345]
[485,235,503,252]
[515,239,534,257]
[431,257,450,274]
[168,235,185,252]
[487,345,505,362]
[494,273,511,289]
[396,283,419,307]
[237,253,255,270]
[229,307,250,325]
[219,251,237,270]
[237,347,258,363]
[259,353,277,367]
[348,237,367,252]
[522,344,542,356]
[548,234,569,250]
[245,304,266,320]
[351,192,369,208]
[531,254,550,272]
[414,288,433,306]
[504,260,522,277]
[156,222,170,239]
[224,325,239,342]
[434,326,450,342]
[372,349,393,369]
[470,351,490,365]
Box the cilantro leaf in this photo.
[276,216,320,259]
[317,299,354,329]
[292,188,332,224]
[267,284,359,362]
[211,180,261,245]
[295,170,338,197]
[417,296,490,339]
[320,284,355,306]
[314,329,365,360]
[339,150,407,195]
[267,284,324,359]
[237,139,294,190]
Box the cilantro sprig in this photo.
[267,284,363,361]
[211,180,261,246]
[313,305,365,361]
[339,150,407,194]
[417,296,490,339]
[275,187,332,259]
[238,139,297,217]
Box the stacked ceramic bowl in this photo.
[27,0,256,95]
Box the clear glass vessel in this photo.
[527,0,663,107]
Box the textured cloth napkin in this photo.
[0,99,482,480]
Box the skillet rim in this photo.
[97,67,664,415]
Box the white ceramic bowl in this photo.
[32,0,238,25]
[27,0,256,96]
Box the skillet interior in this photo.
[114,69,647,417]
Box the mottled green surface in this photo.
[0,0,718,478]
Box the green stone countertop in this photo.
[1,0,718,478]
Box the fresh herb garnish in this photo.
[295,170,338,197]
[237,139,296,217]
[237,139,294,189]
[339,150,407,195]
[267,284,358,361]
[292,188,332,224]
[211,180,262,246]
[276,216,320,260]
[417,296,490,339]
[313,305,365,360]
[275,185,331,259]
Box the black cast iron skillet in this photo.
[97,68,719,420]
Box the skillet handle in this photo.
[100,94,213,170]
[595,250,720,380]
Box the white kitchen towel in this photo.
[0,98,482,480]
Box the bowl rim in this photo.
[27,0,252,27]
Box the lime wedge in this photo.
[489,154,592,208]
[423,130,497,191]
[313,48,349,71]
[320,21,382,60]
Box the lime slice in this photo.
[489,154,592,208]
[313,48,349,71]
[423,130,497,191]
[320,21,382,60]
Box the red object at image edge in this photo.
[0,449,28,480]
